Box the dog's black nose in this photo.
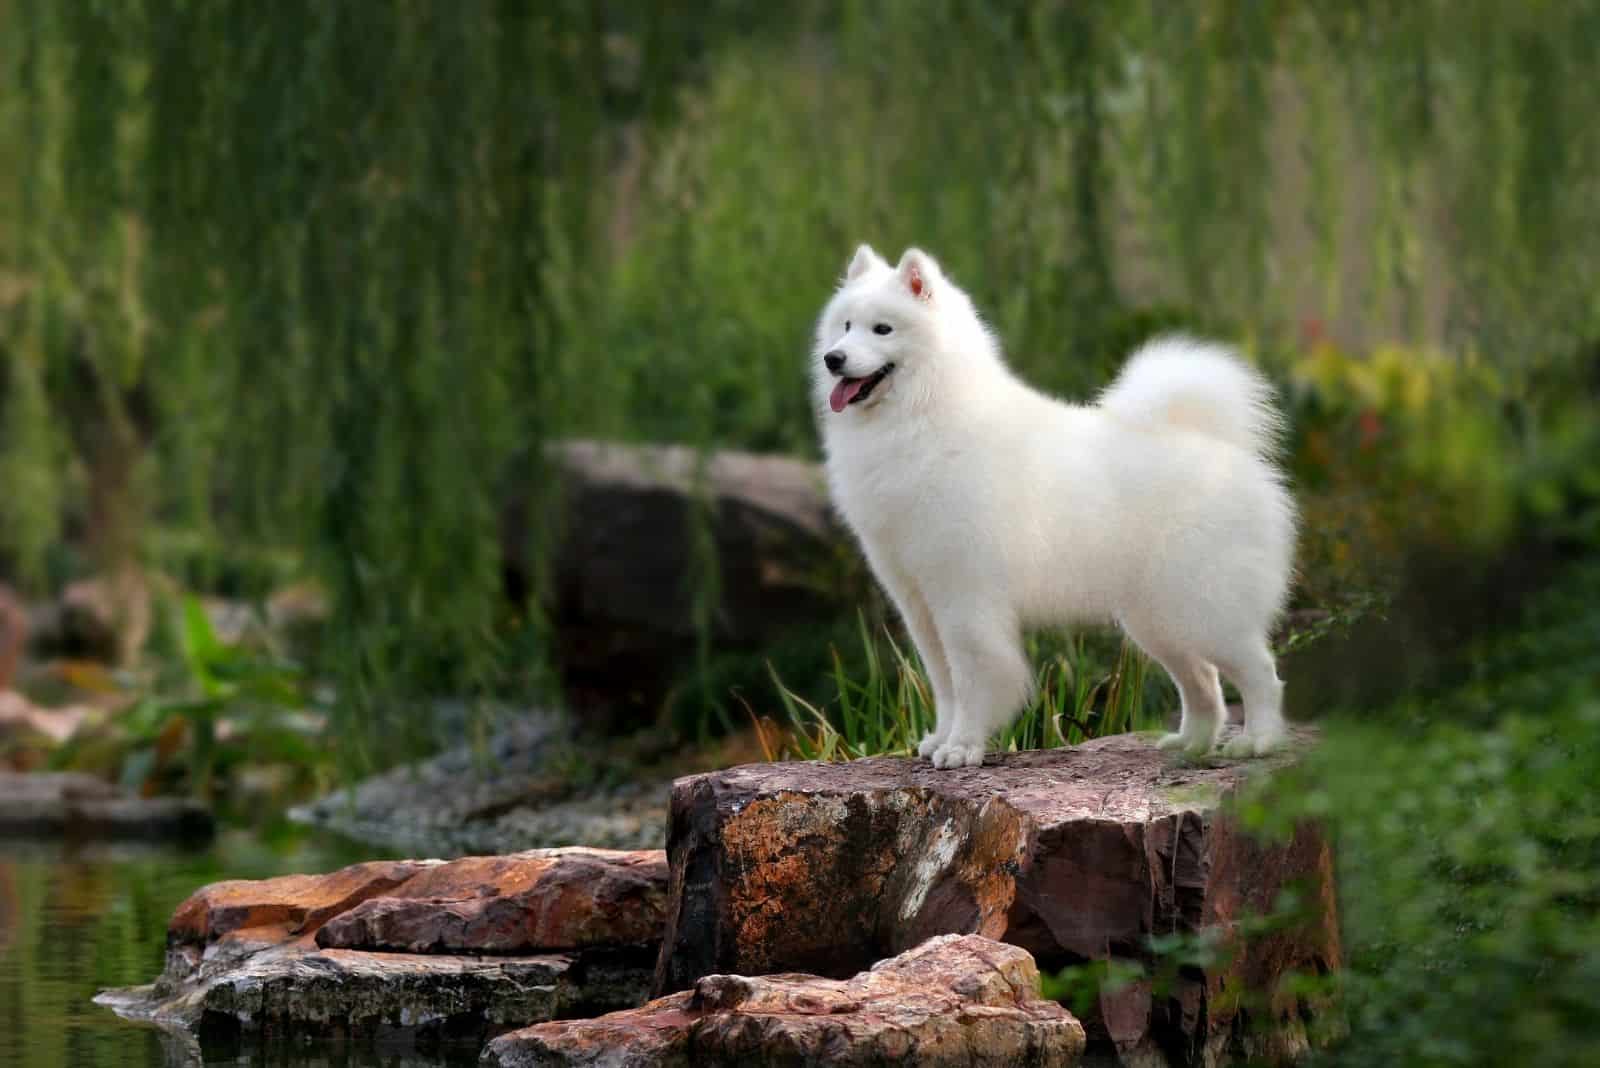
[824,350,846,374]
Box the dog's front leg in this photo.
[929,611,1033,769]
[883,582,955,759]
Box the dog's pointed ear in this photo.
[845,243,887,282]
[897,248,938,300]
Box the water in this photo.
[0,828,480,1067]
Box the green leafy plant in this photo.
[1237,558,1600,1067]
[51,596,331,807]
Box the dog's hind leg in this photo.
[1119,616,1225,757]
[890,585,956,760]
[1213,636,1286,757]
[1150,651,1226,757]
[931,611,1033,769]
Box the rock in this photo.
[0,691,92,770]
[97,942,590,1045]
[99,847,670,1046]
[264,580,330,658]
[54,571,153,664]
[291,713,671,856]
[265,580,329,631]
[0,585,26,690]
[315,848,668,954]
[653,729,1339,1066]
[508,440,855,722]
[170,860,432,947]
[0,691,88,745]
[0,770,213,839]
[484,933,1086,1068]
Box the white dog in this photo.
[812,245,1296,768]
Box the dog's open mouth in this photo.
[829,363,895,413]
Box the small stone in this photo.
[484,934,1085,1067]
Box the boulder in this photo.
[484,933,1086,1068]
[537,440,843,644]
[653,729,1338,1066]
[0,770,213,838]
[98,847,671,1046]
[507,440,855,722]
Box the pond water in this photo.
[0,827,480,1067]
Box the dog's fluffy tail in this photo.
[1097,336,1284,458]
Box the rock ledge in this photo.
[97,847,668,1045]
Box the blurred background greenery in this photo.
[2,2,1600,1065]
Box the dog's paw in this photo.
[1157,731,1213,758]
[1219,731,1285,759]
[930,740,985,769]
[916,732,943,759]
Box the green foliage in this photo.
[1240,559,1600,1067]
[1286,341,1600,599]
[51,596,332,813]
[1040,895,1332,1037]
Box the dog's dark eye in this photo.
[873,323,893,336]
[844,320,851,332]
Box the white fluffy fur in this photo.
[813,245,1296,768]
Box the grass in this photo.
[758,583,1390,763]
[763,613,1167,761]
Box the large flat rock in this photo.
[653,729,1338,1065]
[98,847,669,1045]
[485,933,1085,1067]
[316,848,668,953]
[0,770,213,839]
[96,939,593,1042]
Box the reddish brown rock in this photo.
[653,728,1338,1066]
[315,847,668,953]
[0,585,26,690]
[485,933,1085,1067]
[101,848,670,1044]
[170,860,432,948]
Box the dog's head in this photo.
[812,245,953,417]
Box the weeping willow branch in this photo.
[3,0,1599,765]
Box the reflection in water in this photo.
[0,831,477,1067]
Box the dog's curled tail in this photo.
[1097,335,1284,458]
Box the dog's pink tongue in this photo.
[829,377,865,413]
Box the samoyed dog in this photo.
[813,245,1295,768]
